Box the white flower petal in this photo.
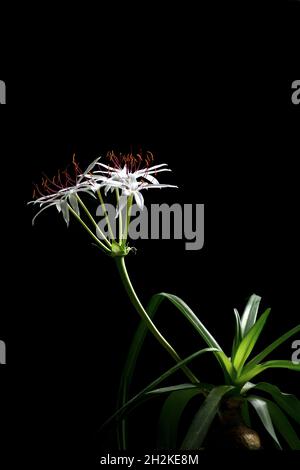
[68,193,80,216]
[97,163,119,172]
[142,174,159,185]
[104,184,118,196]
[143,168,172,175]
[60,200,70,226]
[32,193,60,203]
[135,163,168,175]
[90,175,110,182]
[141,184,178,190]
[31,160,176,227]
[134,191,144,210]
[32,202,58,225]
[107,180,124,188]
[120,166,128,177]
[77,188,98,198]
[116,195,128,218]
[78,156,102,182]
[104,180,124,195]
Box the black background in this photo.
[1,1,300,467]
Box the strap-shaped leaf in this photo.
[240,294,261,337]
[157,388,203,449]
[233,308,271,375]
[250,382,300,425]
[117,293,193,449]
[241,400,251,427]
[148,384,201,395]
[116,292,207,449]
[265,399,300,450]
[103,348,217,432]
[238,360,300,384]
[150,293,233,379]
[117,291,232,449]
[247,396,282,449]
[243,324,300,370]
[181,385,234,449]
[231,308,242,359]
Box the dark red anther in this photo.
[106,149,155,174]
[33,156,82,199]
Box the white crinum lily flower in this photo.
[29,182,97,226]
[87,157,178,216]
[29,158,99,226]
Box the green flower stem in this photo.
[76,195,111,248]
[97,189,115,241]
[68,204,111,255]
[123,195,133,243]
[115,256,200,384]
[116,189,123,244]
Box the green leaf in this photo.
[240,294,262,337]
[250,382,300,425]
[233,308,271,375]
[149,293,233,380]
[247,396,282,449]
[231,308,242,359]
[157,388,202,449]
[265,399,300,450]
[241,400,251,427]
[149,384,200,395]
[238,360,300,384]
[116,291,208,449]
[117,293,170,450]
[181,385,235,449]
[244,325,300,370]
[240,381,256,394]
[103,348,217,433]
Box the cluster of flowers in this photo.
[29,152,177,226]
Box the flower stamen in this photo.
[33,157,83,199]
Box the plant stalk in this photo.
[76,195,112,248]
[68,204,111,254]
[115,256,199,384]
[115,189,123,244]
[97,189,115,241]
